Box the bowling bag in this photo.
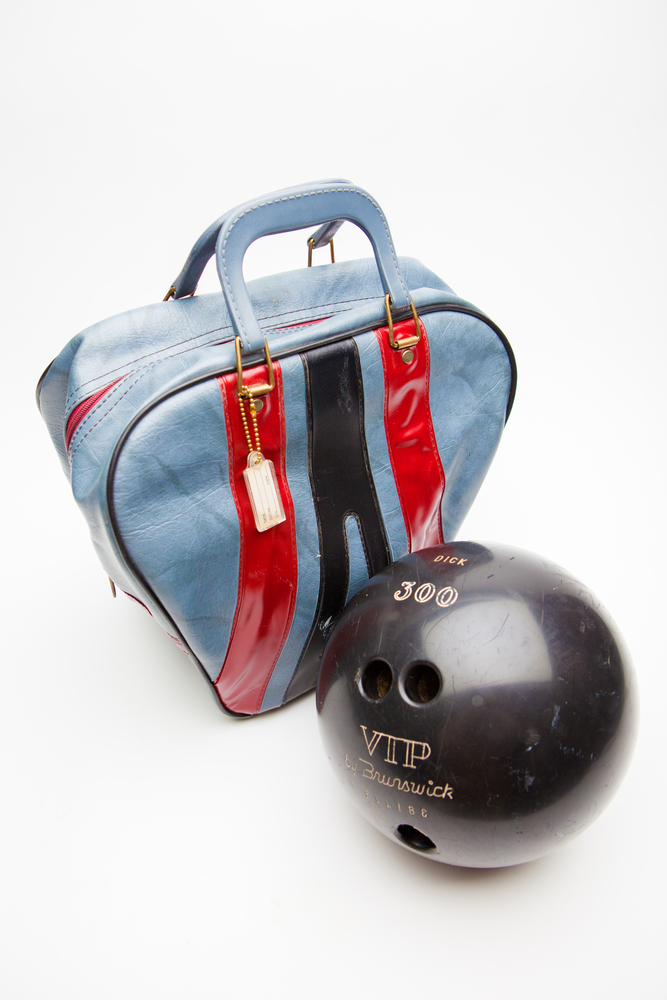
[37,180,516,716]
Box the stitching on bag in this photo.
[64,326,230,407]
[261,296,375,329]
[260,295,377,323]
[68,376,130,452]
[67,300,384,451]
[65,294,380,409]
[220,187,410,348]
[69,328,239,453]
[69,365,159,457]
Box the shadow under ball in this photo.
[317,542,638,868]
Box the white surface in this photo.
[2,2,665,997]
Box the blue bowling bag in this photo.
[37,180,516,716]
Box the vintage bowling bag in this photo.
[37,180,516,716]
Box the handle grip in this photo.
[170,179,351,299]
[215,181,411,353]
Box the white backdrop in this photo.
[2,2,665,997]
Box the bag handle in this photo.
[168,213,233,300]
[168,178,350,300]
[215,181,411,354]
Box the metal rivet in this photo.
[254,398,264,412]
[401,349,415,365]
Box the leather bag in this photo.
[37,180,516,716]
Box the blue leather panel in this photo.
[260,355,320,711]
[110,379,239,680]
[216,182,412,353]
[345,514,370,603]
[355,330,409,561]
[424,310,512,539]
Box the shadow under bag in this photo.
[37,180,516,716]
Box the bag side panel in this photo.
[425,310,513,538]
[110,379,240,678]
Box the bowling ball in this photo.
[317,542,638,868]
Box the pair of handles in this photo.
[168,180,412,355]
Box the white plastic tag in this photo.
[243,451,286,532]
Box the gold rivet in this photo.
[254,398,264,412]
[401,349,415,365]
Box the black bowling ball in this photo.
[317,542,638,868]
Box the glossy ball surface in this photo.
[317,542,638,868]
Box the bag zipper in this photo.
[65,376,126,451]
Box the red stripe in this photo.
[216,362,298,715]
[376,320,445,551]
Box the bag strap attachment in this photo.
[215,181,411,354]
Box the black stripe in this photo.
[284,339,391,702]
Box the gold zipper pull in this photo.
[235,338,285,533]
